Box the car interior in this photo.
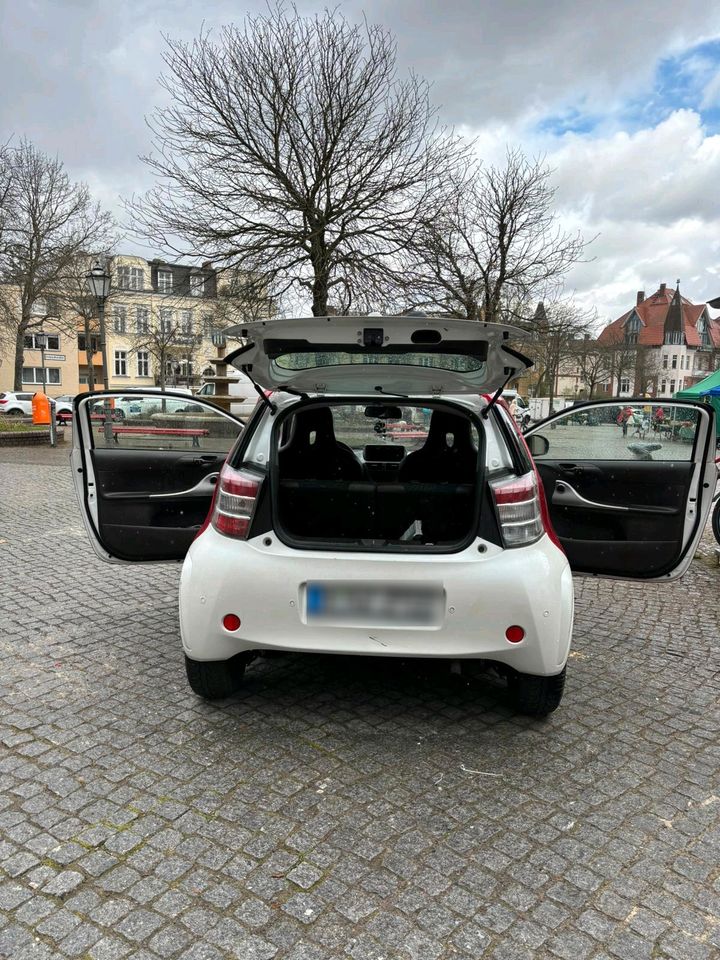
[275,403,481,547]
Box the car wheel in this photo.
[7,408,23,416]
[712,500,720,546]
[509,666,566,717]
[184,654,247,700]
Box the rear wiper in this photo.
[481,372,515,420]
[374,385,409,398]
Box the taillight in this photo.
[490,471,544,547]
[210,464,263,539]
[0,398,7,404]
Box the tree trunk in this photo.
[13,318,28,391]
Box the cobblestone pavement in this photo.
[1,444,719,960]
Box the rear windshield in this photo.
[273,350,486,373]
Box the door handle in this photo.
[553,481,629,512]
[149,473,219,499]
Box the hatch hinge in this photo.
[241,365,277,415]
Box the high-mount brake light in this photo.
[210,464,263,539]
[490,472,544,548]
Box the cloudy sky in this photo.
[3,0,720,323]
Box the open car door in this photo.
[72,391,245,563]
[524,399,716,579]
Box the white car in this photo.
[71,317,717,716]
[196,372,261,419]
[0,391,34,415]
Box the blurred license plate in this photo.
[306,582,444,626]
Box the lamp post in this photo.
[35,330,48,395]
[85,260,113,441]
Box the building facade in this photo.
[597,284,720,398]
[1,254,270,397]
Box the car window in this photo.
[89,395,242,452]
[531,402,701,461]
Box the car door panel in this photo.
[90,449,222,561]
[73,391,243,563]
[525,400,715,580]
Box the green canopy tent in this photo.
[675,368,720,441]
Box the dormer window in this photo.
[625,313,641,344]
[190,271,205,297]
[158,270,173,293]
[697,316,710,347]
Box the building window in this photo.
[137,350,150,378]
[670,379,676,393]
[22,367,61,384]
[660,379,667,394]
[113,305,127,334]
[136,306,150,334]
[158,270,173,293]
[625,314,641,344]
[117,266,144,290]
[114,350,127,376]
[179,309,193,334]
[619,377,630,393]
[662,355,668,369]
[160,308,174,334]
[671,354,677,369]
[78,334,99,354]
[664,331,683,345]
[190,272,205,297]
[24,333,60,351]
[30,298,47,317]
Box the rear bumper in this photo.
[179,530,574,676]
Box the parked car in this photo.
[0,391,34,415]
[53,395,74,423]
[501,389,532,429]
[196,372,260,419]
[71,317,717,716]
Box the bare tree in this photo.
[523,300,595,413]
[0,140,115,388]
[409,150,588,323]
[128,5,466,316]
[572,336,613,399]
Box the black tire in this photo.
[509,667,566,717]
[712,500,720,546]
[185,654,247,700]
[7,408,23,416]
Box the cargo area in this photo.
[274,402,482,548]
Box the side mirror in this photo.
[526,434,549,457]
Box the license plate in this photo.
[306,581,445,627]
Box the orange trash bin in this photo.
[32,392,51,425]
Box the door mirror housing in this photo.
[527,434,549,457]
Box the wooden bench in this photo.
[98,426,210,447]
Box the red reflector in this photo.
[506,625,525,643]
[223,614,241,631]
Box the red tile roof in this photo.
[598,286,720,349]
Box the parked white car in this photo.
[0,391,34,415]
[196,373,261,419]
[71,317,717,716]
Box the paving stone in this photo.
[1,453,720,960]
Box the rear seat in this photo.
[278,480,475,543]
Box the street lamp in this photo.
[34,330,48,395]
[85,260,113,441]
[85,260,112,390]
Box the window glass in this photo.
[158,270,173,293]
[530,403,701,462]
[21,367,62,385]
[114,350,127,376]
[273,350,486,373]
[137,351,150,378]
[113,306,127,334]
[136,307,150,333]
[90,395,241,452]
